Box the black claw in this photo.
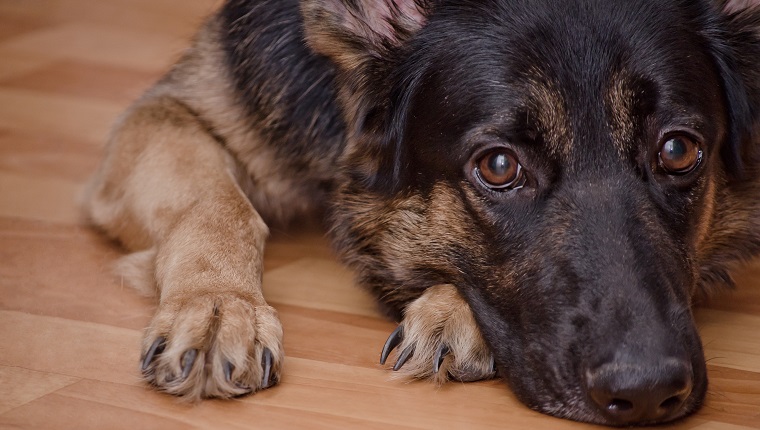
[181,349,198,380]
[490,355,497,374]
[380,325,404,365]
[224,361,235,383]
[261,348,273,388]
[433,344,450,374]
[393,345,414,371]
[141,337,166,371]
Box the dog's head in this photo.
[303,0,760,425]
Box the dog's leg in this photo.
[85,95,282,400]
[380,285,495,383]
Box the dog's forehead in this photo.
[511,46,720,167]
[412,0,722,163]
[518,66,653,161]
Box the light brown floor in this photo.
[0,1,759,429]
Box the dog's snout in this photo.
[585,358,693,425]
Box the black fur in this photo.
[220,0,345,175]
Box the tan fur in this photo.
[525,67,574,157]
[605,72,637,156]
[333,182,498,380]
[84,17,291,400]
[114,248,158,297]
[696,175,760,293]
[388,285,494,383]
[144,294,282,400]
[335,182,488,292]
[695,176,718,262]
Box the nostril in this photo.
[659,395,684,412]
[586,358,694,424]
[608,398,634,413]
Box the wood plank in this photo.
[0,367,79,415]
[696,310,760,373]
[0,23,187,72]
[0,59,162,104]
[0,311,142,385]
[263,258,382,318]
[0,87,121,144]
[0,171,84,223]
[0,218,153,331]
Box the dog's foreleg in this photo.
[85,95,282,400]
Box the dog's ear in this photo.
[301,0,429,73]
[712,1,760,178]
[722,0,760,13]
[301,0,434,192]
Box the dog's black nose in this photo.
[586,358,693,425]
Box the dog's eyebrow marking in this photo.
[605,71,638,156]
[525,67,573,157]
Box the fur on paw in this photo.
[380,284,495,383]
[139,292,283,401]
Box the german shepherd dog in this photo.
[84,0,760,426]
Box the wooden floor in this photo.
[0,1,759,428]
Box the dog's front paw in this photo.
[380,284,495,383]
[139,292,283,400]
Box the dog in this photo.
[84,0,760,426]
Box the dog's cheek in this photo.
[330,182,491,312]
[390,183,486,279]
[693,174,718,269]
[711,3,760,177]
[696,1,760,283]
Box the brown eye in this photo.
[658,135,702,174]
[476,149,524,190]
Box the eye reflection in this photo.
[659,136,701,174]
[476,149,524,190]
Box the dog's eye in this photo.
[658,135,702,175]
[476,149,524,190]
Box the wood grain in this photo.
[0,1,758,428]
